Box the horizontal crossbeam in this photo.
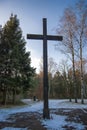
[47,35,63,41]
[27,34,63,41]
[27,34,43,40]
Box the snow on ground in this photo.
[0,99,87,130]
[41,114,85,130]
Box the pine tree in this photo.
[0,14,35,105]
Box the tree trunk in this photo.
[69,83,72,102]
[80,37,84,104]
[2,87,7,105]
[12,89,16,104]
[48,76,51,97]
[72,49,77,103]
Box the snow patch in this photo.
[41,114,85,130]
[42,114,66,130]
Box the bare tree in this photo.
[48,57,58,97]
[75,0,87,103]
[57,0,87,103]
[39,57,58,97]
[58,59,71,99]
[56,7,78,103]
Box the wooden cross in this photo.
[27,18,63,119]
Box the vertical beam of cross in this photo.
[27,18,63,119]
[43,18,49,118]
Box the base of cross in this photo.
[43,108,50,119]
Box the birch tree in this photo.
[75,0,87,103]
[57,0,87,103]
[57,7,78,103]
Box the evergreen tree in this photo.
[0,14,35,104]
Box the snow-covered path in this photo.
[0,99,87,130]
[0,99,87,121]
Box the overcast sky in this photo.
[0,0,81,73]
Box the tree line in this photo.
[0,14,35,105]
[33,57,87,102]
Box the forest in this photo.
[0,0,87,105]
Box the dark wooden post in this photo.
[43,18,49,118]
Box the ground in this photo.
[0,99,87,130]
[0,109,87,130]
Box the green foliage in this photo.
[0,14,35,105]
[52,71,68,98]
